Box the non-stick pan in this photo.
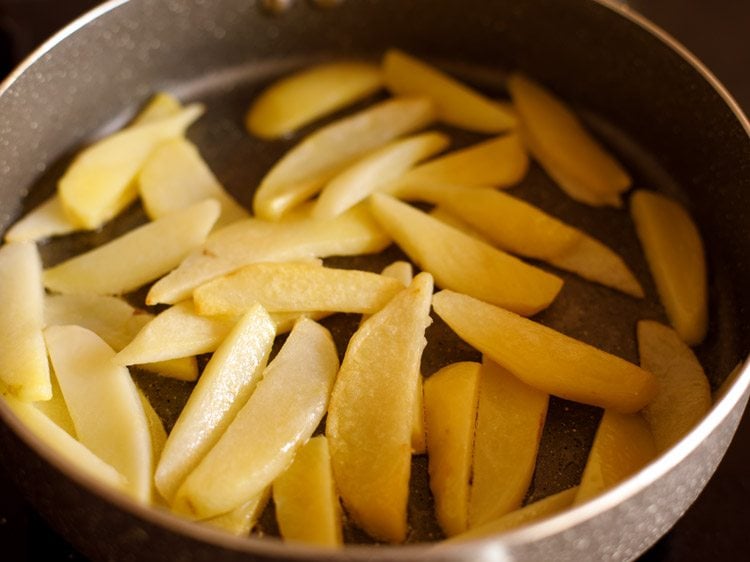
[0,0,748,560]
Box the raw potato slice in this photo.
[381,260,413,287]
[507,74,631,207]
[44,199,220,296]
[369,194,562,316]
[246,62,383,139]
[383,49,517,133]
[313,131,449,219]
[194,262,404,316]
[424,361,481,536]
[58,104,204,229]
[253,96,435,220]
[0,242,50,401]
[203,490,270,536]
[44,325,152,502]
[131,92,182,126]
[408,184,643,297]
[173,319,338,519]
[432,290,658,413]
[155,305,275,503]
[137,388,167,470]
[3,196,78,242]
[638,320,712,452]
[575,411,656,504]
[147,203,390,305]
[327,273,433,543]
[393,135,528,191]
[33,370,76,437]
[1,393,127,492]
[138,138,248,227]
[631,190,707,345]
[469,359,548,528]
[273,436,343,547]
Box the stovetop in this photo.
[0,1,748,560]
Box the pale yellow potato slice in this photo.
[393,135,528,192]
[253,96,435,220]
[313,131,449,219]
[0,393,127,492]
[173,318,338,519]
[44,293,198,381]
[4,196,78,242]
[246,62,383,139]
[507,74,630,207]
[631,190,707,345]
[58,104,204,229]
[381,260,413,287]
[0,241,50,401]
[383,49,517,133]
[638,320,712,453]
[138,138,248,227]
[131,92,182,126]
[33,369,76,437]
[424,361,481,536]
[194,262,403,316]
[575,411,656,504]
[469,359,548,528]
[432,290,658,413]
[428,206,490,242]
[369,193,562,316]
[44,325,152,502]
[203,490,270,536]
[147,203,389,305]
[155,305,275,503]
[327,273,433,543]
[44,199,220,296]
[407,183,643,297]
[137,388,167,470]
[273,436,343,547]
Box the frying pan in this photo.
[0,0,748,560]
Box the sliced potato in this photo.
[44,325,152,502]
[173,318,338,519]
[273,436,343,547]
[432,290,658,413]
[631,190,707,345]
[0,241,50,401]
[369,193,562,316]
[424,361,481,536]
[194,262,403,316]
[59,104,204,229]
[507,74,630,207]
[638,320,712,452]
[44,199,220,296]
[246,62,383,139]
[327,273,433,543]
[380,260,413,288]
[33,368,76,437]
[575,411,656,504]
[3,196,79,243]
[383,49,516,133]
[203,490,270,536]
[147,203,390,305]
[137,388,167,472]
[313,131,449,219]
[253,96,435,220]
[131,92,182,126]
[155,305,275,503]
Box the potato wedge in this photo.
[631,190,707,345]
[432,290,658,413]
[139,138,248,227]
[246,62,383,139]
[327,273,433,543]
[44,199,220,296]
[369,193,562,316]
[137,388,167,472]
[253,96,435,220]
[194,262,403,316]
[508,74,630,207]
[3,196,78,243]
[638,320,712,452]
[575,411,656,504]
[33,370,76,437]
[59,104,204,229]
[147,203,389,305]
[383,49,516,133]
[155,305,275,503]
[131,92,182,126]
[203,490,270,536]
[173,318,338,519]
[44,325,152,502]
[273,436,343,547]
[0,241,50,401]
[424,361,481,536]
[313,131,449,219]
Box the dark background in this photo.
[0,0,748,560]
